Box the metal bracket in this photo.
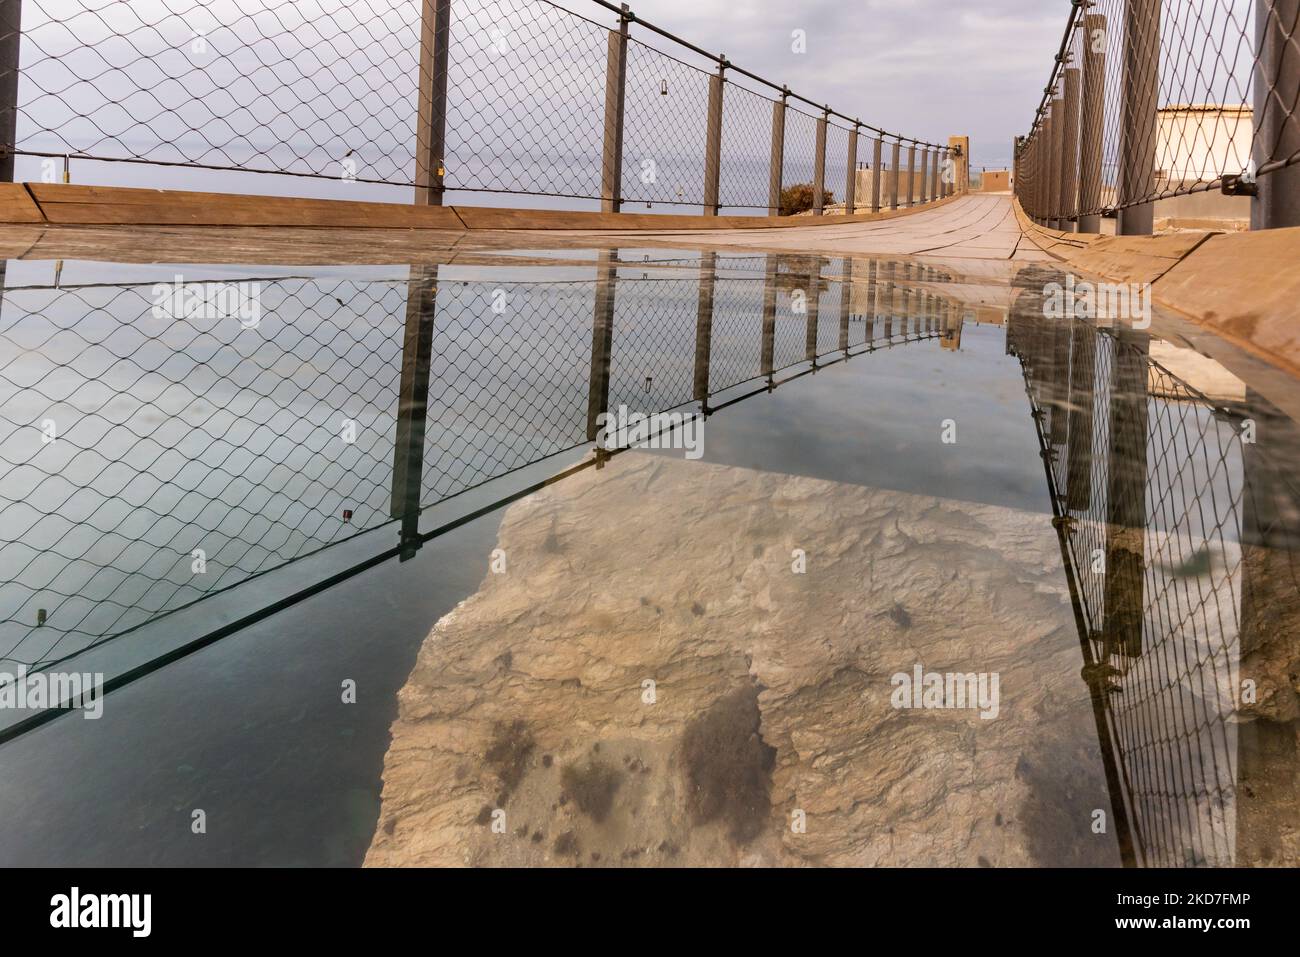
[1221,173,1257,197]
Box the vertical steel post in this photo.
[599,5,630,214]
[890,140,901,209]
[905,143,916,207]
[415,0,452,205]
[1079,12,1107,233]
[844,123,859,215]
[1253,0,1300,228]
[1118,0,1159,235]
[918,147,929,203]
[0,0,21,183]
[930,148,940,203]
[703,59,726,216]
[813,108,828,215]
[391,266,438,559]
[694,251,717,405]
[768,89,787,216]
[1048,95,1063,228]
[871,136,883,212]
[1061,67,1081,233]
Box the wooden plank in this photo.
[28,184,467,229]
[0,183,45,223]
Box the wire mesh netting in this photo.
[0,0,941,210]
[0,253,952,686]
[1017,0,1299,221]
[1007,270,1300,866]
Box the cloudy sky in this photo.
[570,0,1066,169]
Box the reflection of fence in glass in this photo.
[1007,290,1300,867]
[0,254,958,688]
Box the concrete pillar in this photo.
[1118,0,1160,235]
[1079,12,1107,233]
[1252,0,1300,228]
[1061,67,1081,233]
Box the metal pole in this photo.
[599,4,630,214]
[844,124,859,215]
[703,59,726,216]
[414,0,452,205]
[391,266,437,559]
[1061,67,1081,233]
[1079,12,1107,233]
[768,89,786,216]
[890,140,901,210]
[813,108,828,215]
[694,252,716,407]
[871,137,883,212]
[905,143,916,207]
[1253,0,1300,228]
[0,0,21,183]
[918,147,929,203]
[1048,94,1063,228]
[930,148,940,203]
[1118,0,1159,235]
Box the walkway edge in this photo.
[1013,199,1300,381]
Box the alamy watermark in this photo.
[1042,274,1151,329]
[152,275,262,328]
[0,666,104,719]
[890,664,1000,719]
[594,405,703,460]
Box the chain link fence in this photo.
[0,0,948,214]
[1007,265,1300,866]
[1016,0,1300,230]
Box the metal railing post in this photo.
[890,140,901,209]
[703,58,726,216]
[930,148,939,202]
[1045,94,1055,227]
[871,136,883,212]
[599,4,630,214]
[0,0,21,183]
[918,147,929,203]
[813,107,828,215]
[1061,66,1081,232]
[768,88,787,215]
[415,0,452,205]
[1118,0,1159,235]
[844,123,859,215]
[391,266,438,559]
[1253,0,1300,228]
[1079,12,1107,233]
[905,143,916,207]
[693,251,717,405]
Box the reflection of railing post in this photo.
[1102,329,1150,657]
[1065,323,1095,512]
[761,257,777,383]
[804,260,821,362]
[813,108,828,215]
[599,3,630,214]
[587,251,617,449]
[1079,13,1107,233]
[414,0,452,205]
[1252,0,1300,228]
[703,59,726,216]
[1061,67,1080,233]
[905,143,916,207]
[391,266,438,560]
[768,89,787,216]
[890,140,901,210]
[1119,0,1159,235]
[693,251,716,406]
[0,0,21,183]
[865,259,878,334]
[838,259,853,352]
[844,123,859,215]
[871,137,883,212]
